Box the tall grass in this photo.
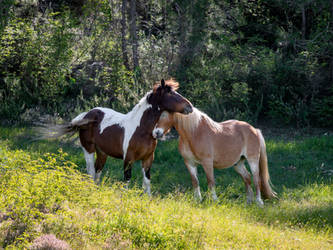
[0,127,332,249]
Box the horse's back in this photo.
[76,107,125,158]
[208,119,259,167]
[220,120,257,136]
[222,119,261,158]
[79,107,124,131]
[93,107,125,119]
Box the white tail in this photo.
[37,112,91,139]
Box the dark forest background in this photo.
[1,0,332,128]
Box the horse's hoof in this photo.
[247,199,253,205]
[256,199,264,208]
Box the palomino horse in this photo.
[43,79,193,195]
[152,108,276,206]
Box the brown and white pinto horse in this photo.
[43,79,192,195]
[152,108,276,206]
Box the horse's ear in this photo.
[147,92,153,104]
[161,79,165,88]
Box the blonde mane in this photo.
[174,108,222,133]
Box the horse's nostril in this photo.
[184,105,193,114]
[153,130,163,139]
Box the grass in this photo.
[0,126,332,249]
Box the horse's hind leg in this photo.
[184,159,202,201]
[234,159,254,204]
[248,159,264,207]
[95,148,107,184]
[80,128,97,181]
[82,146,96,181]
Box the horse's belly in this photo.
[126,135,157,161]
[213,159,238,169]
[95,125,124,158]
[213,149,242,169]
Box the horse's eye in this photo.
[161,112,168,118]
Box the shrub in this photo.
[0,13,74,120]
[29,234,70,250]
[0,144,94,248]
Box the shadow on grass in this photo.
[1,126,332,233]
[2,126,332,192]
[246,193,333,233]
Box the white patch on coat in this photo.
[188,165,198,179]
[71,112,88,125]
[96,92,153,160]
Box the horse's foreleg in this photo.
[234,159,254,204]
[184,160,202,201]
[202,160,218,201]
[142,155,154,196]
[123,161,132,188]
[248,160,264,207]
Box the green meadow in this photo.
[0,126,332,249]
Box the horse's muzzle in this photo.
[183,105,193,115]
[152,128,164,139]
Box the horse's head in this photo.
[148,79,193,115]
[152,111,174,139]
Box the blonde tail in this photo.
[257,129,277,199]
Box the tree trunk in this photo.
[301,3,306,40]
[162,0,166,31]
[121,0,130,70]
[330,0,333,82]
[175,3,187,67]
[130,0,139,70]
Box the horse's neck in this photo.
[141,108,162,134]
[173,111,201,142]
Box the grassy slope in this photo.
[0,126,332,249]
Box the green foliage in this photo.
[0,0,333,127]
[173,0,333,127]
[311,93,333,128]
[0,1,136,122]
[0,0,15,35]
[0,12,74,120]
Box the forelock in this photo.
[153,78,179,93]
[165,79,179,91]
